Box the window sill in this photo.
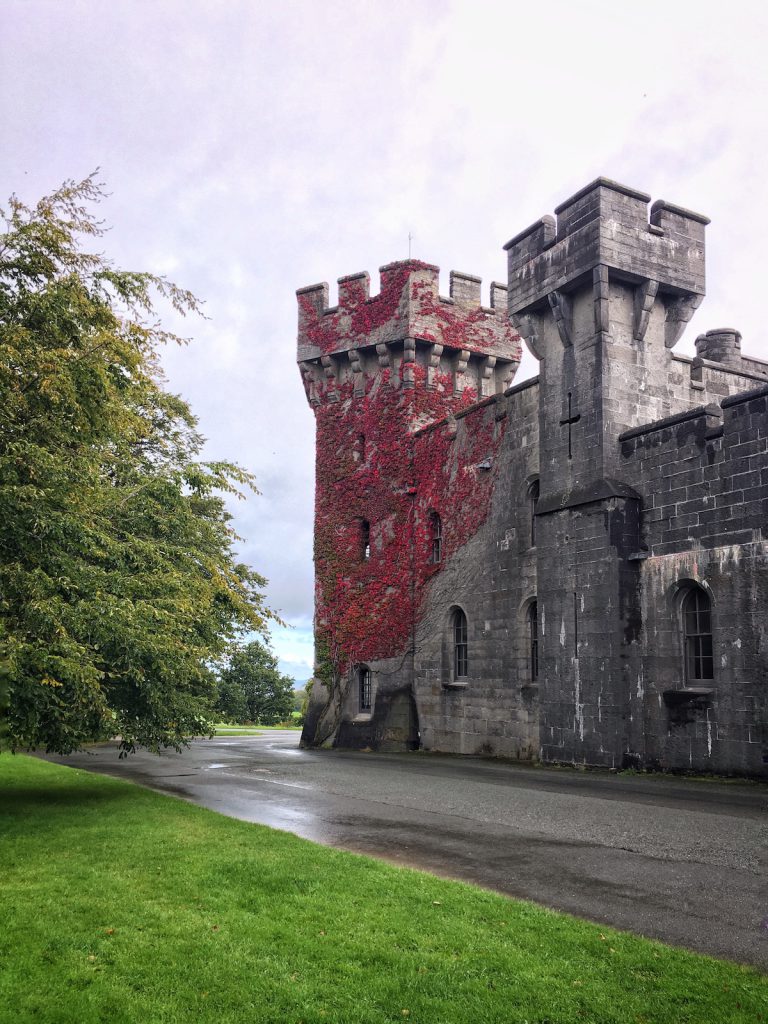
[663,687,714,706]
[442,680,469,690]
[351,713,372,723]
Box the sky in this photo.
[2,0,767,682]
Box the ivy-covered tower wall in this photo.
[297,261,521,749]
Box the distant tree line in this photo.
[213,639,297,726]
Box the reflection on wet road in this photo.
[43,731,768,970]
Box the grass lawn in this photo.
[0,757,764,1024]
[212,724,265,736]
[212,722,302,736]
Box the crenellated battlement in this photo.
[505,177,709,329]
[297,259,521,407]
[297,259,518,363]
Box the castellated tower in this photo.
[297,261,521,747]
[505,178,710,766]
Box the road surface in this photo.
[43,730,768,970]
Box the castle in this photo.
[297,177,768,777]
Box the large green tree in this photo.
[215,640,295,725]
[0,174,274,754]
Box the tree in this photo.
[0,174,275,755]
[215,640,295,725]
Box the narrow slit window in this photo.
[529,480,540,547]
[528,601,538,681]
[683,587,714,681]
[356,433,366,463]
[361,519,371,560]
[429,511,442,564]
[359,667,372,710]
[573,591,578,656]
[453,608,468,679]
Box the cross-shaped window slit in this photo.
[559,392,580,460]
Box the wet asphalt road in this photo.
[44,730,768,970]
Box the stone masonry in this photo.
[298,177,768,777]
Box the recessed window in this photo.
[429,510,442,564]
[453,608,468,678]
[683,587,714,681]
[359,666,372,710]
[528,601,538,681]
[361,519,371,560]
[355,433,366,463]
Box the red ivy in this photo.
[314,366,507,675]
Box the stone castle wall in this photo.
[618,385,768,774]
[297,178,768,777]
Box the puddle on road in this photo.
[247,804,328,840]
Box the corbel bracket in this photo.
[320,354,339,402]
[454,348,470,393]
[548,289,573,347]
[633,279,659,343]
[510,311,543,361]
[348,349,365,397]
[426,342,444,390]
[664,293,703,349]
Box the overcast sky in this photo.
[2,0,767,682]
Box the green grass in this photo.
[0,757,764,1024]
[212,721,302,736]
[212,724,265,736]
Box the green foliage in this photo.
[215,639,295,725]
[313,633,336,689]
[2,755,766,1024]
[299,677,314,721]
[0,174,275,755]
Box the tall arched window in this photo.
[452,608,468,678]
[429,511,442,564]
[528,601,538,681]
[529,479,540,547]
[359,666,372,710]
[683,587,714,681]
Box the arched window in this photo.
[359,666,372,710]
[683,587,714,681]
[528,601,538,681]
[529,479,540,547]
[429,511,442,564]
[361,519,371,560]
[452,608,468,678]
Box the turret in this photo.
[297,258,521,747]
[695,327,742,369]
